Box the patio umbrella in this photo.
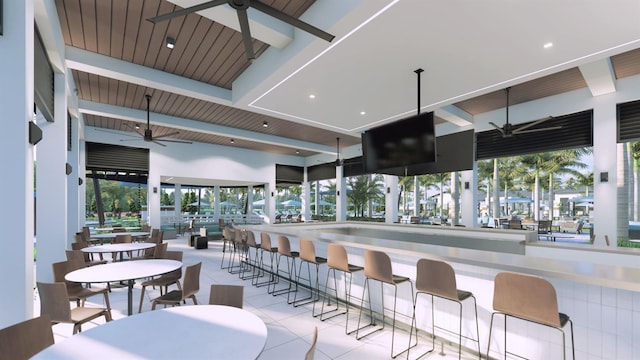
[282,199,302,207]
[188,201,210,207]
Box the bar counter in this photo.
[244,221,640,360]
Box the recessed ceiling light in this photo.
[262,121,268,128]
[135,124,140,130]
[296,149,300,155]
[543,42,553,49]
[308,94,316,99]
[166,37,175,49]
[360,111,366,115]
[230,139,235,144]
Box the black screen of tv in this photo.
[361,111,436,174]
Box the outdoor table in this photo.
[32,305,268,359]
[65,259,181,316]
[81,242,155,261]
[89,231,150,244]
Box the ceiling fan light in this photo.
[166,37,175,49]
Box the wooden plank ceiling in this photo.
[55,0,640,155]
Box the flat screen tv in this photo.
[361,111,436,174]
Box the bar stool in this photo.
[240,230,261,280]
[487,271,575,360]
[355,250,415,358]
[253,232,278,289]
[220,227,234,270]
[228,228,247,275]
[291,239,327,314]
[319,244,363,334]
[269,235,299,298]
[408,258,480,360]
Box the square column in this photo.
[0,0,35,327]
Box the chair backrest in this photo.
[53,260,85,294]
[115,234,132,244]
[150,228,160,242]
[223,227,232,241]
[161,251,184,280]
[327,244,350,272]
[493,272,561,328]
[182,262,202,299]
[218,218,225,228]
[537,220,552,234]
[82,226,91,239]
[153,242,168,259]
[260,232,272,250]
[70,241,92,262]
[299,239,317,263]
[65,249,87,271]
[415,259,459,301]
[37,282,72,323]
[143,224,152,232]
[304,326,318,360]
[245,230,257,247]
[364,250,394,284]
[209,284,244,308]
[0,315,54,359]
[508,219,522,229]
[277,235,292,256]
[74,232,85,243]
[234,228,244,245]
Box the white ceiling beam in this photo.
[435,105,473,127]
[168,0,293,48]
[579,58,617,96]
[66,46,232,105]
[78,100,335,154]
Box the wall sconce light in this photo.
[271,192,274,197]
[386,187,391,194]
[153,187,158,194]
[337,190,340,196]
[166,37,175,49]
[464,181,470,189]
[600,172,608,183]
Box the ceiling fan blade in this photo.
[123,123,145,137]
[151,140,167,147]
[236,8,255,61]
[250,0,335,42]
[489,122,505,134]
[153,131,181,139]
[158,139,193,144]
[95,128,140,138]
[120,138,143,142]
[513,126,563,135]
[147,0,228,23]
[512,116,553,132]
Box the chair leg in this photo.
[138,284,147,313]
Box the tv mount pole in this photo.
[415,68,424,115]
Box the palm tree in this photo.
[520,153,557,220]
[545,148,591,218]
[477,159,494,216]
[347,175,384,217]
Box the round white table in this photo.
[82,242,156,261]
[65,259,181,316]
[33,305,268,359]
[89,231,150,244]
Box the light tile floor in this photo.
[36,237,480,359]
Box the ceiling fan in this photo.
[147,0,335,61]
[489,87,561,138]
[117,95,192,147]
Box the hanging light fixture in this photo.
[166,37,175,49]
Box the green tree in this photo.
[347,175,383,217]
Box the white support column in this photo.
[148,167,161,229]
[593,96,618,247]
[67,114,80,239]
[0,0,35,326]
[266,182,276,224]
[413,175,420,216]
[173,183,182,216]
[36,73,68,283]
[78,137,86,222]
[385,175,399,223]
[335,165,347,221]
[460,168,478,227]
[213,185,220,219]
[247,185,254,218]
[301,170,311,222]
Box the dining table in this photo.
[89,231,150,244]
[32,305,268,359]
[65,259,182,316]
[81,242,156,262]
